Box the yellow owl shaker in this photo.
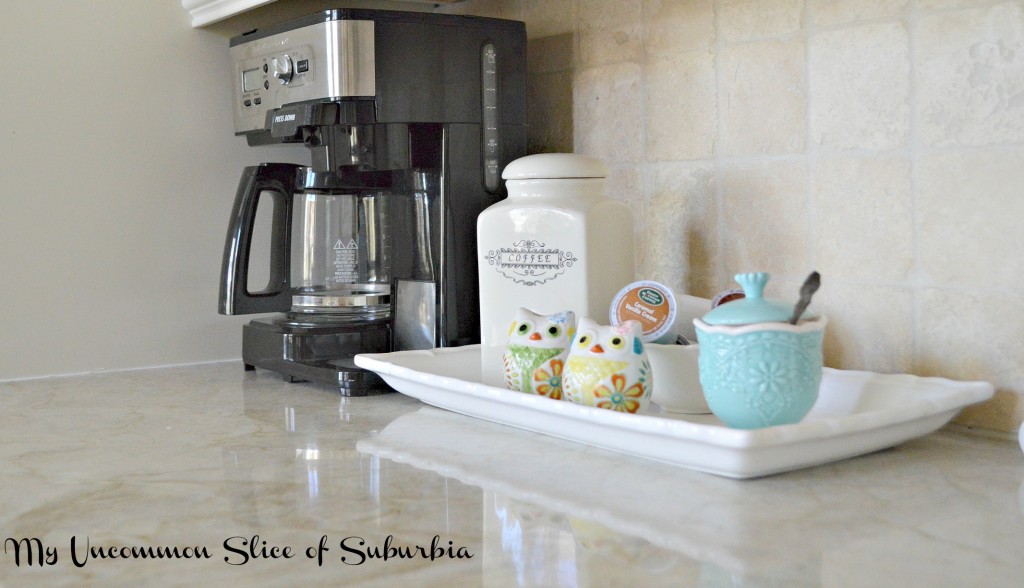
[563,318,652,413]
[477,154,636,388]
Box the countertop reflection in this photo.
[1,362,1021,587]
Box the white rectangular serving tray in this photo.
[354,346,993,478]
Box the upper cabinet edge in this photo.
[182,0,279,28]
[181,0,467,28]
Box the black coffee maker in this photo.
[219,9,526,394]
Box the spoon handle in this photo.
[789,271,821,325]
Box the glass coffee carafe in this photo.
[293,188,392,319]
[219,149,441,393]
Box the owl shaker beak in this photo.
[529,332,542,341]
[589,344,605,353]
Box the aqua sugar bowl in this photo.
[693,272,826,429]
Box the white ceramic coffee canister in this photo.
[477,153,635,387]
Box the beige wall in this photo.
[0,1,307,380]
[442,0,1024,433]
[0,0,461,382]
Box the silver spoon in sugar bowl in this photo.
[789,271,821,325]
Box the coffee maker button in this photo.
[254,97,262,105]
[244,99,252,107]
[296,59,309,74]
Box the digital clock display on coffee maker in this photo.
[242,68,262,93]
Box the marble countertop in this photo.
[1,363,1022,587]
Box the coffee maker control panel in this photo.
[230,19,375,134]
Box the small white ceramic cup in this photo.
[646,343,709,414]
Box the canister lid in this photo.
[502,153,609,180]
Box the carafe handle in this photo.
[219,163,299,315]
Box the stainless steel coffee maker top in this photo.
[230,19,375,134]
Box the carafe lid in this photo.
[502,153,609,180]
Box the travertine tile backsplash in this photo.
[443,0,1024,433]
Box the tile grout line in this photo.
[804,0,817,276]
[907,0,923,376]
[713,0,727,292]
[638,0,650,282]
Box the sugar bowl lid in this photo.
[502,153,610,180]
[702,272,793,325]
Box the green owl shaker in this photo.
[693,272,826,429]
